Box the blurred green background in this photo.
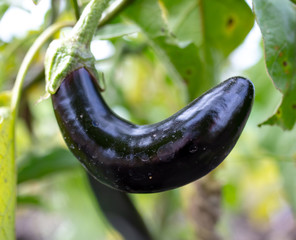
[1,0,296,239]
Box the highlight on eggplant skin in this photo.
[51,67,254,193]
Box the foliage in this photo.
[254,0,296,130]
[0,0,296,239]
[0,91,15,239]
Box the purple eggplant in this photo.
[51,67,254,193]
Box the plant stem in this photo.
[98,0,135,27]
[50,0,59,24]
[5,21,72,240]
[71,0,81,20]
[11,21,74,117]
[23,0,135,94]
[69,0,110,46]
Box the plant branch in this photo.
[11,21,74,117]
[98,0,135,28]
[69,0,110,45]
[71,0,81,20]
[50,0,59,24]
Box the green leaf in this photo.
[17,195,43,206]
[123,0,209,100]
[96,24,140,40]
[161,0,202,46]
[0,32,39,89]
[154,38,206,99]
[0,91,15,240]
[161,0,254,93]
[18,147,79,184]
[123,0,253,100]
[162,0,254,57]
[254,0,296,130]
[202,0,254,57]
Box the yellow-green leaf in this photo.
[0,91,16,240]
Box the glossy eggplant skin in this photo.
[52,67,254,193]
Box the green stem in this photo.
[50,0,59,24]
[71,0,81,20]
[98,0,134,27]
[69,0,110,46]
[3,20,72,240]
[11,21,74,117]
[45,0,111,94]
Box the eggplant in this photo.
[87,173,153,240]
[51,67,254,193]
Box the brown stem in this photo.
[189,174,222,240]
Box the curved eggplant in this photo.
[51,67,254,193]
